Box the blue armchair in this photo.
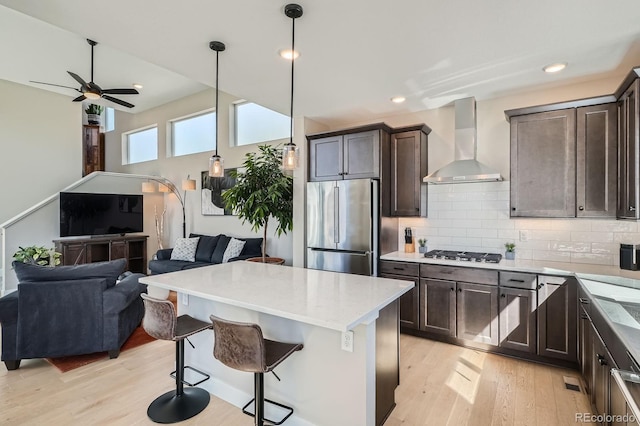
[0,259,147,370]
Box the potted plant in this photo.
[13,246,61,266]
[85,104,104,125]
[222,144,293,264]
[417,238,428,254]
[504,242,516,260]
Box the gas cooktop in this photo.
[424,250,502,263]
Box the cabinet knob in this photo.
[512,207,516,211]
[458,288,462,293]
[631,206,636,212]
[450,288,455,292]
[501,294,506,298]
[538,283,545,289]
[579,206,584,211]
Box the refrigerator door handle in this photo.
[334,186,340,244]
[309,247,371,256]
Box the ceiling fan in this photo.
[31,39,139,108]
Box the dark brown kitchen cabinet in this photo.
[579,295,593,394]
[592,324,617,418]
[509,109,576,217]
[389,125,430,217]
[54,235,148,274]
[379,260,420,330]
[457,282,499,346]
[617,77,640,219]
[308,124,390,181]
[420,278,456,337]
[498,287,536,353]
[82,124,104,177]
[537,276,577,362]
[576,103,618,217]
[507,101,617,218]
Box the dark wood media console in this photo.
[53,234,148,274]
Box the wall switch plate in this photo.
[341,330,354,352]
[519,230,530,242]
[181,293,189,306]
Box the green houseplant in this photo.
[417,238,428,254]
[13,246,61,266]
[222,144,293,263]
[504,242,516,260]
[85,104,104,125]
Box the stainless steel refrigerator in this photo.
[306,179,379,276]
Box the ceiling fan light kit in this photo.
[31,38,139,108]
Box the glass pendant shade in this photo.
[209,154,224,177]
[282,143,299,170]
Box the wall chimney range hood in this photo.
[424,97,503,184]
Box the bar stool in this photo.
[141,294,212,423]
[209,315,303,426]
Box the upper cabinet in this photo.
[616,71,640,220]
[307,124,390,181]
[506,101,617,218]
[389,125,430,217]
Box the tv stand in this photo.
[53,235,148,274]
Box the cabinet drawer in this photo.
[380,261,419,277]
[420,264,498,285]
[500,271,537,290]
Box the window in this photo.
[124,126,158,164]
[234,102,289,146]
[171,111,215,157]
[104,107,115,132]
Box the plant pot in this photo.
[87,114,101,125]
[505,251,515,260]
[418,246,428,254]
[246,257,286,265]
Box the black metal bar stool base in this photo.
[147,387,210,424]
[242,398,294,425]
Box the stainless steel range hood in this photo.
[424,97,503,184]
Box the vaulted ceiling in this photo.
[2,0,640,126]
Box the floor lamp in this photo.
[142,176,196,238]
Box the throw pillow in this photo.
[222,238,246,263]
[170,237,200,262]
[12,258,126,288]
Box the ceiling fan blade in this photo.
[67,71,88,89]
[103,95,135,108]
[102,88,139,95]
[30,81,80,91]
[72,95,87,102]
[88,81,102,92]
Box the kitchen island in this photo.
[140,262,414,426]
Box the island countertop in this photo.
[139,262,414,332]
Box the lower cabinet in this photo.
[457,282,499,345]
[420,278,456,336]
[592,324,616,418]
[537,276,577,362]
[379,261,420,330]
[499,287,537,353]
[579,304,593,394]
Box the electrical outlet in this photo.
[341,331,354,352]
[519,230,530,242]
[181,293,189,306]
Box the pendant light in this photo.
[209,41,226,177]
[282,4,303,171]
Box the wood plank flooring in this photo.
[0,334,592,425]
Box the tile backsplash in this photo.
[398,181,640,266]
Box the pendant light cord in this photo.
[215,49,220,157]
[289,15,296,145]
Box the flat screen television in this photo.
[59,192,144,237]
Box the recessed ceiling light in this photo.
[391,96,406,104]
[279,49,300,60]
[543,62,567,73]
[133,83,143,89]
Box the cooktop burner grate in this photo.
[423,250,502,263]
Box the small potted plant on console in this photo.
[417,238,428,254]
[504,242,516,260]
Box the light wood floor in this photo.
[0,334,592,425]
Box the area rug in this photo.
[46,291,177,373]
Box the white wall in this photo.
[105,89,304,264]
[0,79,82,224]
[325,75,631,266]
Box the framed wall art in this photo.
[201,169,237,215]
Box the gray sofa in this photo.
[148,233,263,275]
[0,259,146,370]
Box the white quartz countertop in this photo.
[381,251,640,289]
[140,262,414,332]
